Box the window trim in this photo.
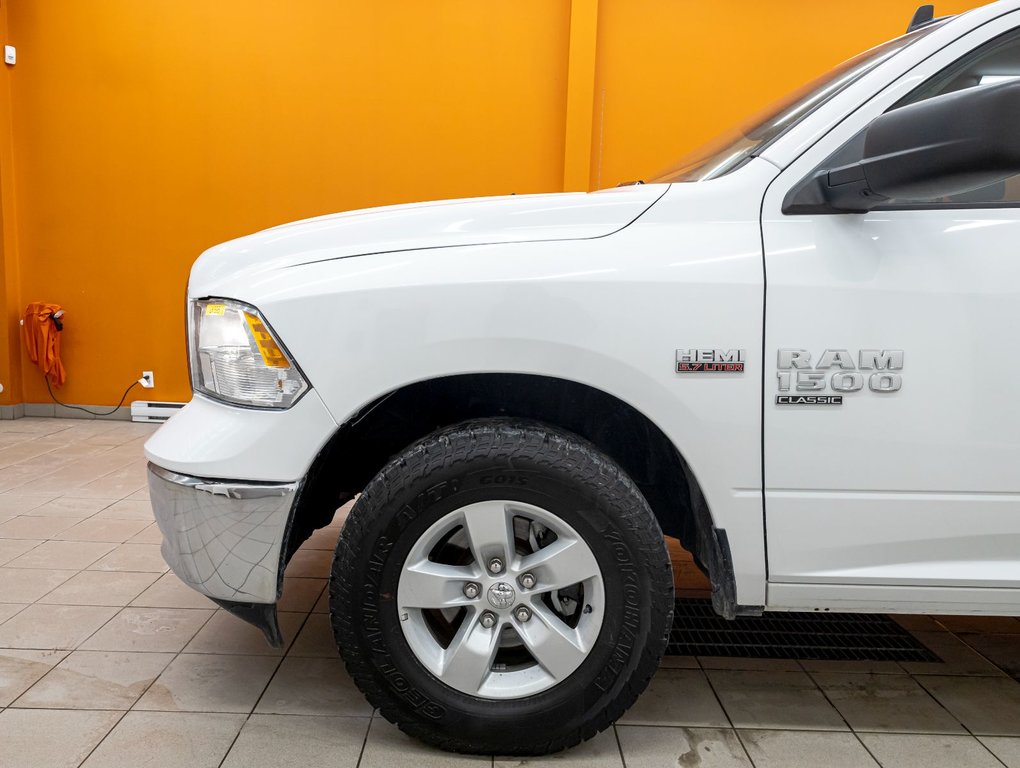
[872,200,1020,211]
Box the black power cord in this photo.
[44,375,141,417]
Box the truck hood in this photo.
[190,185,668,293]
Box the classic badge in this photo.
[676,349,746,373]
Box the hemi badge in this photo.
[676,349,746,373]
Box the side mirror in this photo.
[784,80,1020,213]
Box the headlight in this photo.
[190,298,309,409]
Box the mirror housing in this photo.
[784,79,1020,213]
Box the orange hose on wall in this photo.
[22,302,66,387]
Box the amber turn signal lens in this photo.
[243,311,291,369]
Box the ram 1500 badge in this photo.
[145,1,1020,755]
[776,348,904,404]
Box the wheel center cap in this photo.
[487,582,516,610]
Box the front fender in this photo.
[226,162,775,606]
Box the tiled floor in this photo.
[0,418,1020,767]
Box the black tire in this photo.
[329,419,673,755]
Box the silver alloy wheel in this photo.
[396,500,605,699]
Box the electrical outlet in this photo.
[140,371,154,389]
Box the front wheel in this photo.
[330,419,673,755]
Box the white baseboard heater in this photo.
[130,401,186,423]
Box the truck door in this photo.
[761,19,1020,610]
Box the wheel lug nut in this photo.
[518,572,536,590]
[487,557,504,574]
[463,582,480,599]
[479,611,497,629]
[514,605,532,623]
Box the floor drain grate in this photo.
[666,599,939,662]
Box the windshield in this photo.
[651,24,944,183]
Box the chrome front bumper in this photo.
[147,464,298,605]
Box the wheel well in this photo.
[288,373,730,605]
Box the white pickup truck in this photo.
[145,1,1020,754]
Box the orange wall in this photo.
[0,3,20,405]
[589,0,987,188]
[0,0,988,406]
[5,0,572,406]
